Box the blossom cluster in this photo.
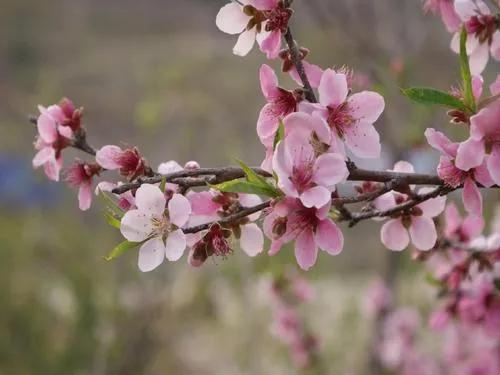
[29,1,498,276]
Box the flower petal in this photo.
[157,160,183,175]
[239,194,262,221]
[259,29,281,59]
[215,2,249,35]
[409,216,437,251]
[240,223,264,256]
[344,121,381,158]
[165,229,187,261]
[120,210,153,242]
[95,145,123,170]
[32,147,55,168]
[138,237,166,272]
[417,187,446,218]
[233,28,256,56]
[315,219,344,255]
[424,128,458,157]
[168,193,191,227]
[455,138,485,171]
[462,177,482,215]
[135,184,166,217]
[294,229,318,270]
[300,186,331,209]
[313,153,348,186]
[487,145,500,186]
[37,113,58,143]
[381,219,409,251]
[347,91,385,123]
[78,183,92,211]
[318,69,348,107]
[260,64,280,99]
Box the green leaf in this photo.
[98,191,125,219]
[460,27,475,111]
[236,159,269,186]
[211,179,279,197]
[104,212,121,229]
[273,119,285,150]
[159,176,166,193]
[402,87,467,110]
[104,240,143,261]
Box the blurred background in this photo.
[0,0,498,373]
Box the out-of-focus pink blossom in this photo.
[96,145,147,180]
[65,161,102,210]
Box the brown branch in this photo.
[346,185,454,227]
[182,201,271,234]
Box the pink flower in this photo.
[257,64,302,145]
[423,0,461,33]
[96,145,147,180]
[468,79,500,185]
[263,198,344,270]
[309,69,385,158]
[380,186,445,251]
[65,161,102,211]
[451,0,500,74]
[425,128,494,215]
[94,181,136,211]
[363,278,392,316]
[119,184,191,272]
[216,0,291,58]
[187,190,265,257]
[273,132,348,208]
[444,202,484,242]
[32,105,72,181]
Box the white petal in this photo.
[216,2,249,35]
[165,229,187,261]
[168,193,191,227]
[138,237,166,272]
[240,223,264,257]
[233,29,256,56]
[239,194,263,221]
[120,210,153,242]
[135,184,166,217]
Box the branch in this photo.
[346,185,454,227]
[283,27,317,103]
[182,201,271,234]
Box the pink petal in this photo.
[381,219,409,251]
[78,183,92,211]
[439,0,461,32]
[462,177,482,215]
[32,147,55,168]
[157,160,183,175]
[469,43,489,75]
[491,31,500,61]
[444,203,461,237]
[168,193,191,227]
[259,29,281,59]
[187,191,220,216]
[273,141,298,197]
[233,28,256,56]
[260,64,279,99]
[393,161,415,174]
[374,192,397,211]
[454,0,490,21]
[95,145,123,170]
[424,128,458,157]
[303,61,323,88]
[487,144,500,185]
[268,240,283,256]
[490,74,500,96]
[470,101,500,140]
[138,237,165,272]
[313,152,348,186]
[462,215,485,239]
[347,91,385,123]
[409,216,437,251]
[318,69,348,107]
[472,75,484,100]
[215,2,248,34]
[315,219,344,255]
[417,187,446,218]
[300,186,331,209]
[135,184,166,217]
[294,229,318,270]
[257,103,280,141]
[455,137,485,171]
[284,112,331,145]
[94,181,117,195]
[37,113,58,143]
[165,229,186,261]
[120,210,153,242]
[240,223,264,256]
[344,121,381,158]
[473,159,494,187]
[43,157,62,182]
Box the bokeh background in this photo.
[0,0,498,373]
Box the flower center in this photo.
[437,159,467,188]
[290,157,315,194]
[326,103,354,138]
[288,205,320,235]
[466,15,498,44]
[264,3,293,33]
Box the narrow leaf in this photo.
[104,240,143,261]
[460,27,475,111]
[402,87,467,110]
[159,176,167,192]
[211,179,279,197]
[98,191,125,219]
[104,211,121,229]
[236,159,269,186]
